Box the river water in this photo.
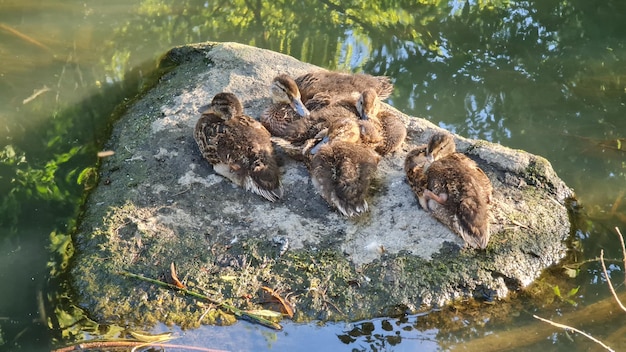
[1,0,625,351]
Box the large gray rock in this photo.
[72,42,574,327]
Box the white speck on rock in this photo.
[154,147,178,161]
[177,166,223,188]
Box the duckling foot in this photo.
[424,189,448,205]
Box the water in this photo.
[1,0,625,351]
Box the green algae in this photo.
[70,42,574,330]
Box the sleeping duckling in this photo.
[308,117,381,217]
[195,92,283,202]
[404,132,492,249]
[356,88,407,156]
[272,117,380,216]
[261,74,311,137]
[295,70,394,104]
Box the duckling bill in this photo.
[405,132,492,249]
[194,92,283,202]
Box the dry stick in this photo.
[599,249,626,313]
[447,283,626,350]
[532,315,615,352]
[449,231,626,351]
[52,340,228,352]
[0,23,54,53]
[118,271,282,330]
[616,227,626,285]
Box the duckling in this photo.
[194,92,283,202]
[261,74,311,137]
[272,117,380,216]
[404,132,492,249]
[307,117,381,217]
[356,88,407,156]
[281,94,361,145]
[295,71,394,104]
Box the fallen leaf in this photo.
[261,286,294,318]
[97,150,115,158]
[170,262,186,289]
[129,330,173,343]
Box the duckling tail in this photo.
[457,196,490,249]
[245,157,283,202]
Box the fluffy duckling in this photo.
[261,74,311,137]
[307,117,381,217]
[404,133,492,249]
[272,117,380,216]
[356,88,407,156]
[195,92,283,202]
[295,71,394,104]
[281,93,361,145]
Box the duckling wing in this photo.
[261,103,300,137]
[376,112,407,155]
[403,146,430,209]
[194,112,224,164]
[309,143,375,216]
[221,116,283,201]
[426,155,491,248]
[295,72,394,102]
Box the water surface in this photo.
[1,0,625,351]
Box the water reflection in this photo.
[0,0,625,350]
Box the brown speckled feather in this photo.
[275,116,380,216]
[195,92,283,202]
[295,71,394,104]
[310,140,380,217]
[404,133,492,249]
[356,89,406,156]
[261,74,310,137]
[282,99,359,144]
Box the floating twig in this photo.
[119,271,282,330]
[599,249,626,314]
[0,23,54,53]
[22,85,51,105]
[615,227,626,285]
[533,314,614,352]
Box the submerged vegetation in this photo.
[0,0,625,350]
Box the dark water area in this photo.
[1,0,625,351]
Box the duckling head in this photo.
[270,74,310,117]
[356,88,381,121]
[426,132,456,163]
[308,117,360,155]
[210,92,244,120]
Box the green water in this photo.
[1,0,625,351]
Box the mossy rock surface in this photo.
[72,42,574,328]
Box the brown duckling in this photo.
[261,74,311,137]
[356,88,407,156]
[272,117,380,216]
[281,93,361,145]
[307,117,381,217]
[194,92,283,202]
[295,70,394,104]
[404,132,492,249]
